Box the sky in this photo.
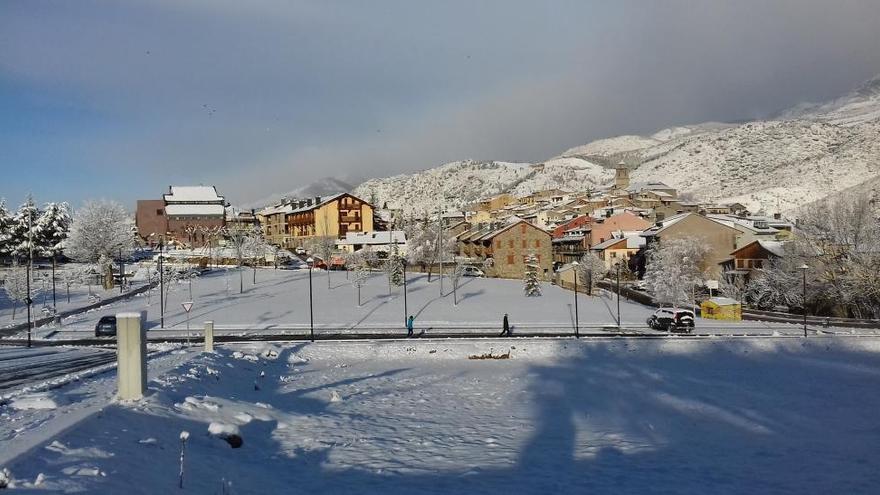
[2,0,880,209]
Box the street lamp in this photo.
[159,240,165,329]
[800,264,809,337]
[615,261,622,328]
[307,257,315,342]
[571,261,579,338]
[402,258,408,329]
[682,256,696,316]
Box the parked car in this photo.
[294,247,306,255]
[94,315,117,337]
[646,308,695,332]
[632,280,648,291]
[461,266,485,277]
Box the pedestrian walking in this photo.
[407,315,415,337]
[500,313,510,336]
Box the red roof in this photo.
[552,215,592,239]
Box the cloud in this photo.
[1,0,880,207]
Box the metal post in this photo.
[119,248,124,294]
[802,268,807,338]
[438,203,443,296]
[159,241,165,329]
[26,207,33,348]
[51,255,57,311]
[574,269,579,338]
[308,259,314,341]
[403,262,408,328]
[616,262,621,328]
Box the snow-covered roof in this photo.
[707,297,740,306]
[164,186,224,203]
[288,193,349,214]
[641,212,737,237]
[758,240,786,258]
[339,231,406,245]
[164,204,225,217]
[707,214,780,234]
[590,235,645,251]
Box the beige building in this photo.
[258,203,295,247]
[640,212,740,278]
[590,235,646,270]
[287,193,374,245]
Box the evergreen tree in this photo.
[34,202,72,257]
[9,196,41,260]
[0,199,13,257]
[385,244,405,294]
[523,254,542,297]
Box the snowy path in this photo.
[3,338,880,493]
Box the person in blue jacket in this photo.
[406,315,415,337]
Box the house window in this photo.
[521,224,527,234]
[156,209,163,216]
[507,254,515,265]
[535,239,541,248]
[508,240,514,248]
[495,240,500,249]
[611,252,617,258]
[522,240,527,249]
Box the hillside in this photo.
[352,74,880,217]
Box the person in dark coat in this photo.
[501,313,510,336]
[407,315,415,337]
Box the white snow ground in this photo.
[2,338,880,493]
[8,268,855,341]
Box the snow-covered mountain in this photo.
[354,74,880,217]
[240,177,354,210]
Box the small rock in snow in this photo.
[329,390,342,403]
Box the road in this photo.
[0,346,116,393]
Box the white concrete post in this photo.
[117,312,147,400]
[204,321,214,353]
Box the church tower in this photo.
[614,161,630,191]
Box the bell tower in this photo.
[614,161,630,191]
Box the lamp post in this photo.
[307,257,315,342]
[159,241,165,329]
[26,207,33,348]
[800,264,809,337]
[572,261,579,338]
[615,261,622,328]
[119,248,124,294]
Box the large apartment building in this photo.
[287,193,374,246]
[135,186,227,247]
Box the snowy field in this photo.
[2,338,880,493]
[7,267,847,340]
[0,265,148,330]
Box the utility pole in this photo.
[307,257,315,342]
[572,261,579,338]
[800,264,809,337]
[26,206,33,348]
[119,248,124,294]
[437,202,443,296]
[51,254,57,312]
[403,261,408,328]
[616,261,621,328]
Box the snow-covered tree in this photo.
[643,238,709,308]
[348,252,370,306]
[523,254,542,297]
[66,200,133,289]
[745,258,803,310]
[575,253,606,295]
[305,235,337,288]
[2,263,38,320]
[243,228,271,284]
[403,218,455,282]
[384,244,405,295]
[719,275,748,303]
[450,262,467,305]
[0,199,13,257]
[34,202,72,257]
[57,265,91,304]
[8,196,41,260]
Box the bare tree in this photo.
[2,263,36,320]
[575,253,606,295]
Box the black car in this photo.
[647,308,695,332]
[94,316,117,337]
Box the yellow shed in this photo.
[700,297,742,321]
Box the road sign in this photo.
[182,301,193,313]
[705,280,719,290]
